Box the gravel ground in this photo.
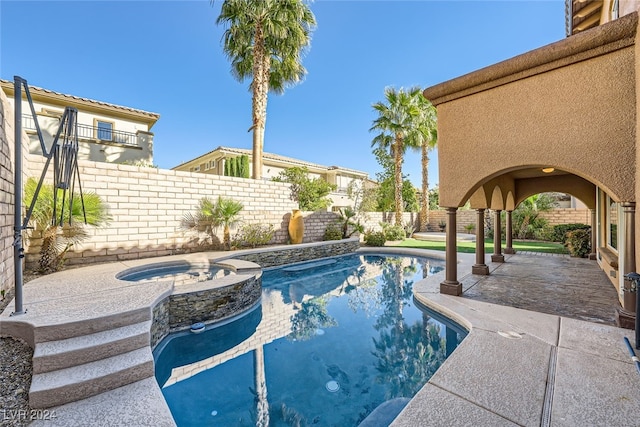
[0,290,34,427]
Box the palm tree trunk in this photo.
[394,136,404,226]
[252,23,269,180]
[420,142,429,231]
[39,226,59,273]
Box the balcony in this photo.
[22,115,140,147]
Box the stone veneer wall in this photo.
[150,275,261,348]
[150,239,360,347]
[234,238,360,268]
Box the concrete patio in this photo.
[1,247,638,426]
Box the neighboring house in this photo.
[423,3,640,327]
[172,146,370,210]
[0,79,159,165]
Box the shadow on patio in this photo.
[460,253,619,326]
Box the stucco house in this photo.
[425,1,640,328]
[172,146,370,211]
[0,79,159,165]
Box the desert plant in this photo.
[438,221,446,232]
[182,196,244,250]
[464,223,475,234]
[24,177,110,273]
[232,223,274,248]
[323,223,343,241]
[404,222,415,238]
[565,229,591,257]
[364,230,386,247]
[382,224,405,241]
[337,207,364,238]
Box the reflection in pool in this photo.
[153,253,466,426]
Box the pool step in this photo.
[32,321,151,374]
[29,347,155,408]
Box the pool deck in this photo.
[1,247,639,426]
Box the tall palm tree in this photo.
[370,87,425,225]
[414,97,438,231]
[215,0,316,180]
[24,177,110,273]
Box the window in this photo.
[96,120,113,141]
[606,196,618,251]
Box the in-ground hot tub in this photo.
[116,260,236,286]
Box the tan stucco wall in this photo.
[435,44,635,207]
[427,14,639,209]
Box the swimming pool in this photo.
[153,253,467,426]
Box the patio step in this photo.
[29,346,155,408]
[32,305,152,344]
[32,321,151,374]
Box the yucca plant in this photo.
[24,177,110,273]
[182,196,244,250]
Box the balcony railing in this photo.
[22,114,140,147]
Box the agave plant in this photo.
[182,196,244,250]
[24,177,110,273]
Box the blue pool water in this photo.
[117,261,234,285]
[154,253,467,426]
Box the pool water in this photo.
[153,254,466,427]
[117,262,234,285]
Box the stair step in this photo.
[30,347,155,409]
[33,321,151,374]
[33,306,152,343]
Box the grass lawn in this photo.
[390,238,568,254]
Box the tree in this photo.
[24,177,110,273]
[372,146,418,213]
[272,166,336,211]
[216,0,316,180]
[370,87,427,225]
[182,196,244,250]
[413,97,438,231]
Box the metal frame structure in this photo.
[12,76,86,316]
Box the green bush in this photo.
[565,229,591,257]
[364,231,386,247]
[323,223,343,241]
[384,224,406,241]
[551,223,590,243]
[232,223,274,248]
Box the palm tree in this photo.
[415,97,438,231]
[215,0,316,180]
[370,87,425,225]
[182,196,244,250]
[24,177,110,273]
[213,196,244,249]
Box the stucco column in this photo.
[472,209,489,275]
[440,207,462,296]
[504,210,515,254]
[622,202,636,312]
[491,210,505,263]
[589,208,597,260]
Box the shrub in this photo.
[364,231,386,247]
[232,223,274,248]
[381,222,406,240]
[404,222,415,238]
[565,229,591,257]
[551,223,590,243]
[323,223,343,241]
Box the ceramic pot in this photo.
[288,209,304,244]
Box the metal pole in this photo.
[12,76,25,315]
[636,277,639,349]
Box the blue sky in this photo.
[1,1,565,188]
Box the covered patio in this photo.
[423,12,640,327]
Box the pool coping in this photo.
[2,244,638,426]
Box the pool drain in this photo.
[326,380,340,392]
[211,410,218,416]
[316,328,325,336]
